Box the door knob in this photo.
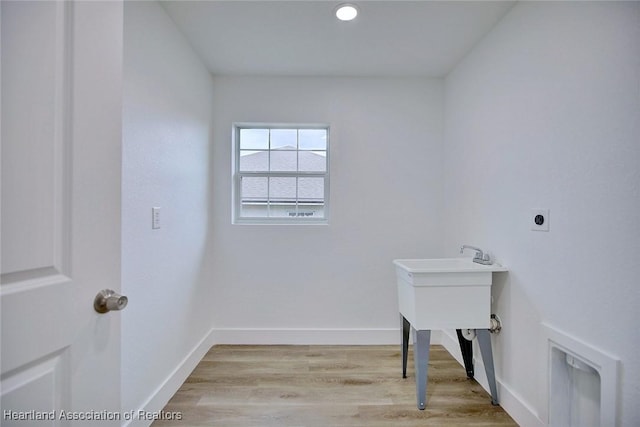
[94,289,128,313]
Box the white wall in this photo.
[443,2,639,426]
[210,76,443,343]
[122,1,215,421]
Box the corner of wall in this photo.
[122,328,216,427]
[439,330,543,427]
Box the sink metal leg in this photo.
[413,328,431,410]
[456,329,475,378]
[477,329,499,405]
[401,315,410,378]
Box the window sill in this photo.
[232,218,329,226]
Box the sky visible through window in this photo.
[239,128,327,152]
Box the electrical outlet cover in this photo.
[531,208,549,231]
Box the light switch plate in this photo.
[152,207,161,229]
[531,208,549,231]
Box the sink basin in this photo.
[393,258,507,329]
[393,258,507,274]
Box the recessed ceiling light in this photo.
[335,4,358,21]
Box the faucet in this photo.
[460,245,492,265]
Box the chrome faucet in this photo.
[460,245,492,265]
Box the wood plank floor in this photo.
[152,345,518,427]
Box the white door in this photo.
[1,1,124,425]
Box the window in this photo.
[233,123,329,224]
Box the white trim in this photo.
[123,327,217,427]
[211,327,436,346]
[232,122,330,225]
[439,329,544,427]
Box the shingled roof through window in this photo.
[240,147,326,203]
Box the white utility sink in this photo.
[393,258,506,330]
[393,256,508,409]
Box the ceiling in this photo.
[161,1,515,77]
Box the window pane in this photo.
[269,177,296,218]
[298,177,324,218]
[298,151,326,172]
[270,150,297,172]
[270,129,297,150]
[234,124,328,222]
[299,129,327,150]
[298,177,324,201]
[269,177,296,201]
[240,128,269,150]
[240,177,268,217]
[239,150,268,171]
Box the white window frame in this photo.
[232,122,330,225]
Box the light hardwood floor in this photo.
[152,345,518,426]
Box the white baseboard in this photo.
[439,330,544,427]
[212,327,412,345]
[123,327,216,427]
[122,327,545,427]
